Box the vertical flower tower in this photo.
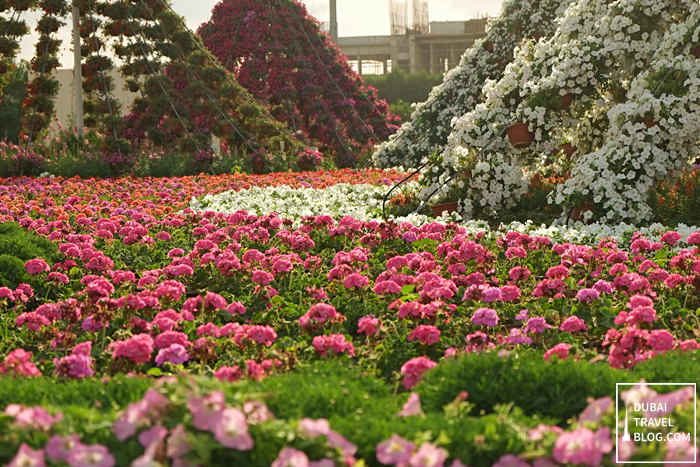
[417,0,700,224]
[197,0,401,168]
[0,0,309,165]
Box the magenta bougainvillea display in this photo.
[198,0,400,167]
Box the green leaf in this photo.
[146,368,162,376]
[401,285,415,295]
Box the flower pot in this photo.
[533,34,544,42]
[691,46,700,58]
[531,173,541,188]
[108,23,121,36]
[639,117,657,128]
[0,61,8,74]
[486,41,494,52]
[431,201,459,217]
[219,123,233,136]
[515,23,522,33]
[127,80,140,93]
[553,91,572,111]
[571,203,593,222]
[297,159,313,171]
[253,162,265,174]
[506,123,535,149]
[562,142,576,157]
[610,87,626,103]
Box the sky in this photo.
[15,0,503,69]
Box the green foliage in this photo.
[0,60,28,143]
[389,99,414,123]
[416,350,700,423]
[363,69,443,105]
[0,222,59,288]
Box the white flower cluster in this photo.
[371,0,565,169]
[426,0,700,223]
[190,182,448,227]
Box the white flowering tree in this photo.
[420,0,700,223]
[371,0,568,169]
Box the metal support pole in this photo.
[72,5,84,136]
[329,0,338,43]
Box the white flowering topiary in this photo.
[371,0,568,169]
[422,0,700,223]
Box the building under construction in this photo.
[330,0,488,75]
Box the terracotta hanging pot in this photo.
[431,201,459,218]
[0,61,8,74]
[571,203,593,222]
[553,91,572,111]
[297,159,313,171]
[639,117,658,128]
[533,34,544,42]
[562,142,576,157]
[691,46,700,58]
[253,162,265,174]
[486,41,494,52]
[506,123,535,149]
[219,123,233,136]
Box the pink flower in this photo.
[471,308,499,327]
[507,328,532,345]
[53,341,94,378]
[298,418,331,438]
[227,301,247,315]
[665,437,697,464]
[0,348,42,377]
[252,269,274,285]
[302,303,341,325]
[645,386,694,418]
[408,325,441,345]
[579,397,613,424]
[138,424,167,448]
[376,434,416,465]
[373,280,401,294]
[400,357,437,389]
[46,434,82,462]
[553,427,611,467]
[272,447,309,467]
[243,400,275,424]
[524,317,551,334]
[491,454,529,467]
[648,329,674,351]
[10,406,62,431]
[344,273,369,289]
[358,315,380,336]
[686,231,700,245]
[559,316,589,333]
[8,443,45,467]
[313,334,355,357]
[398,393,424,417]
[544,343,571,362]
[166,424,192,459]
[155,344,189,367]
[409,442,447,467]
[245,325,277,346]
[576,288,600,303]
[214,365,243,382]
[212,408,254,450]
[110,334,154,364]
[25,258,50,275]
[660,231,682,245]
[66,444,116,467]
[482,287,501,303]
[188,391,225,431]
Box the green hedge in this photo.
[0,222,59,289]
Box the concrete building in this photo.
[337,18,488,75]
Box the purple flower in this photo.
[155,344,189,367]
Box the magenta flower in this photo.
[252,269,274,285]
[109,334,154,364]
[397,393,424,417]
[214,365,243,382]
[313,334,355,357]
[507,328,532,345]
[271,447,309,467]
[400,357,437,389]
[471,308,499,327]
[648,329,674,351]
[8,443,45,467]
[344,272,370,289]
[138,424,168,448]
[66,444,116,467]
[358,315,381,336]
[373,280,401,295]
[376,434,416,465]
[212,408,254,450]
[543,343,571,362]
[25,258,50,275]
[524,317,551,334]
[559,316,589,333]
[188,391,225,431]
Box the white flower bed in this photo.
[189,183,698,249]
